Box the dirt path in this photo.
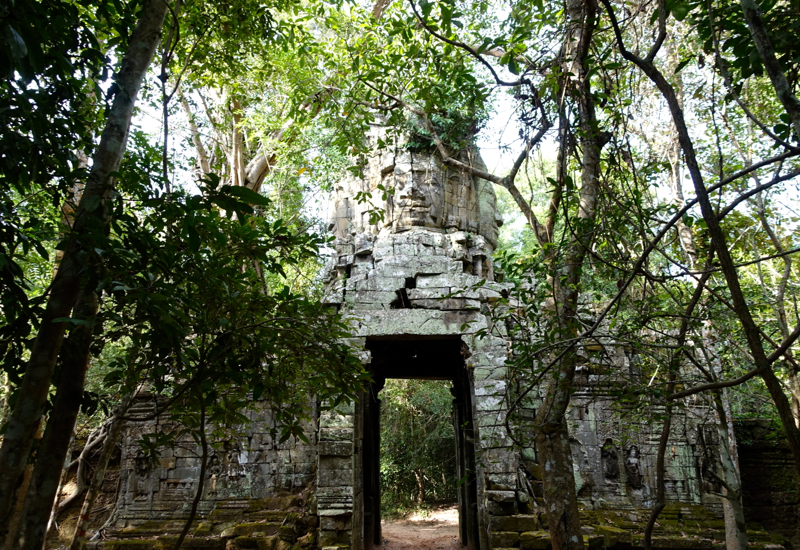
[378,504,466,550]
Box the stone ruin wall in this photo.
[107,126,794,550]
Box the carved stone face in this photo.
[387,158,446,231]
[327,126,501,249]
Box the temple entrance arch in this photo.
[354,336,481,550]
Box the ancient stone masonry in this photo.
[105,125,790,550]
[318,125,785,550]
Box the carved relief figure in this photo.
[625,446,644,489]
[134,450,153,501]
[601,438,619,480]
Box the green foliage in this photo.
[89,164,368,440]
[380,379,458,516]
[0,0,118,391]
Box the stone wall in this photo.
[116,398,318,529]
[739,419,800,549]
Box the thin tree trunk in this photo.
[644,410,671,550]
[712,391,748,550]
[739,0,800,139]
[534,1,600,548]
[3,422,42,550]
[230,98,245,187]
[721,106,800,427]
[16,289,99,550]
[46,435,75,537]
[179,89,211,176]
[69,394,133,550]
[0,1,169,541]
[0,372,9,433]
[414,470,425,505]
[644,266,712,550]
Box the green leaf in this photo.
[4,25,27,59]
[222,185,271,207]
[187,225,200,252]
[671,1,691,21]
[674,57,693,73]
[53,317,90,325]
[84,195,101,212]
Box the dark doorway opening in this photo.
[356,337,480,550]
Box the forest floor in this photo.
[379,503,465,550]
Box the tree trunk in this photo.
[3,422,41,550]
[173,394,208,550]
[179,89,211,176]
[534,1,600,548]
[535,423,584,550]
[69,394,133,550]
[712,391,748,550]
[46,436,75,538]
[15,289,99,550]
[414,470,425,505]
[230,97,245,187]
[643,409,671,550]
[0,0,169,542]
[0,372,9,431]
[644,266,712,550]
[739,0,800,139]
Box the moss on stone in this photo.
[221,523,280,538]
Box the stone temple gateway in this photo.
[108,126,794,550]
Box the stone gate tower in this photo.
[317,125,514,550]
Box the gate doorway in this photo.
[355,337,480,550]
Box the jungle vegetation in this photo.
[0,0,799,548]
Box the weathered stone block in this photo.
[475,379,506,396]
[318,467,352,486]
[491,514,540,532]
[650,537,712,548]
[318,428,353,442]
[520,531,552,550]
[320,514,352,531]
[320,412,353,429]
[486,490,516,502]
[351,290,397,304]
[348,309,486,337]
[491,531,520,548]
[487,500,518,516]
[406,288,451,300]
[318,531,338,547]
[595,525,630,547]
[221,523,281,538]
[486,474,516,491]
[475,395,504,412]
[318,441,352,456]
[362,276,405,292]
[319,456,351,471]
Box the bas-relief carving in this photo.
[115,404,319,523]
[625,446,644,490]
[602,438,620,480]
